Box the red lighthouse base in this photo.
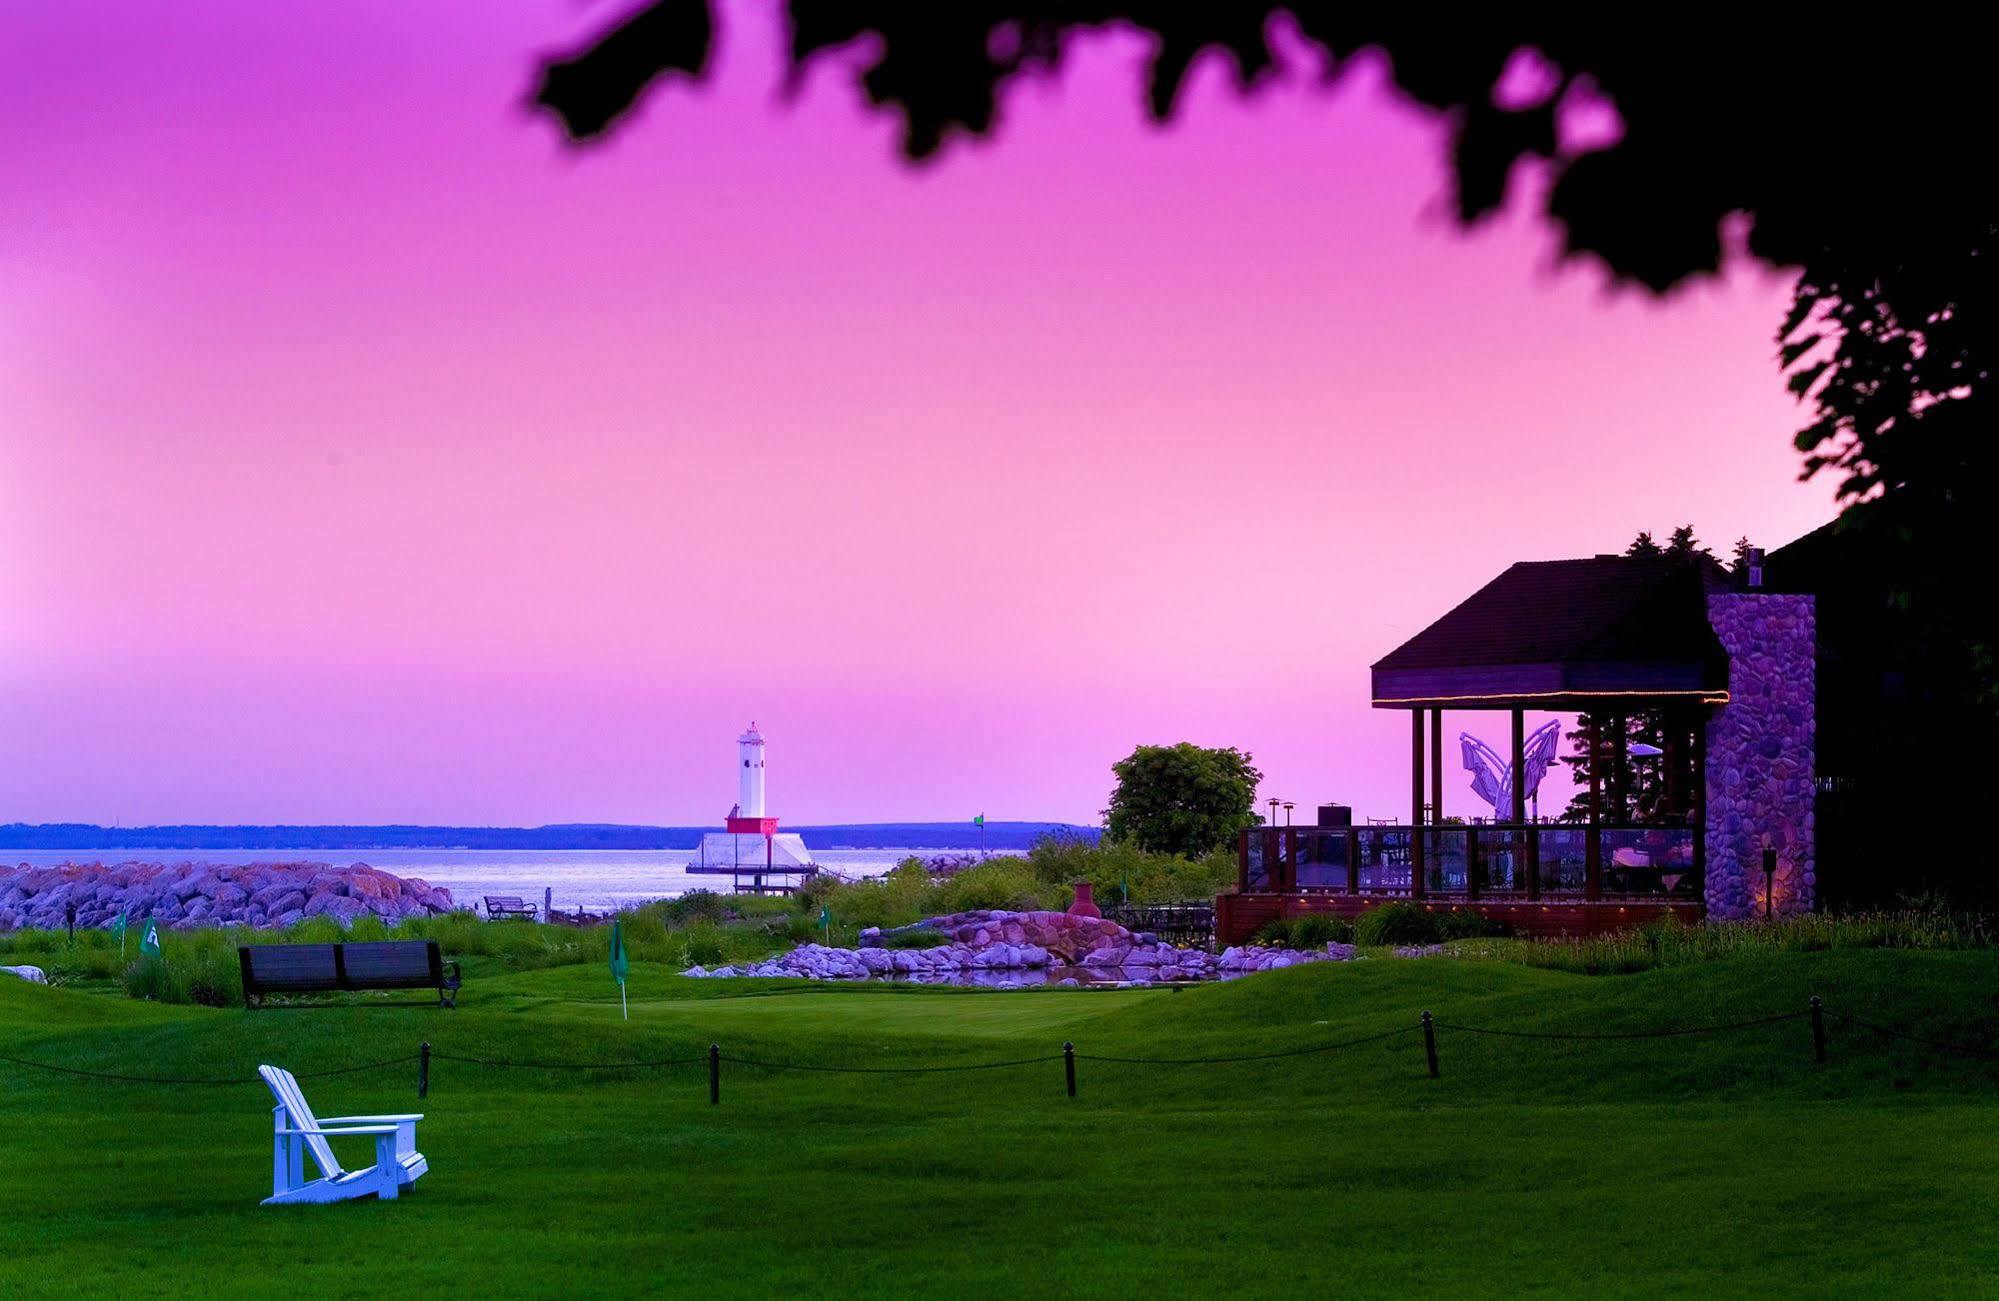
[726,816,780,836]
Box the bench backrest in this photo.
[485,896,527,910]
[240,940,444,995]
[259,1064,342,1178]
[240,943,341,993]
[341,941,443,989]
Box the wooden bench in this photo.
[238,941,460,1009]
[482,895,539,921]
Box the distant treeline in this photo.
[0,821,1100,852]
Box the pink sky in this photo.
[0,3,1834,828]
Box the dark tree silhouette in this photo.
[532,7,1995,522]
[532,9,1985,287]
[533,6,1999,788]
[1560,528,1725,825]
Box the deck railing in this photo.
[1240,823,1700,903]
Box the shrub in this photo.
[1434,910,1511,941]
[656,890,735,926]
[1253,919,1294,947]
[1026,836,1234,906]
[682,925,726,967]
[1352,902,1443,947]
[932,859,1044,913]
[117,931,244,1007]
[1290,914,1355,947]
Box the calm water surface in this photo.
[0,847,973,911]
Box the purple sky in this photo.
[0,3,1834,827]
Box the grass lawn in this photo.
[5,950,1998,1297]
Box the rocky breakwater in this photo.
[0,861,456,931]
[686,908,1221,983]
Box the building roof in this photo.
[1370,554,1732,709]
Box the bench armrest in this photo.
[319,1114,424,1124]
[278,1124,399,1136]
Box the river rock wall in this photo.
[1704,592,1816,920]
[863,908,1142,961]
[0,861,456,931]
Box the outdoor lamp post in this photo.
[1282,801,1295,826]
[1267,797,1280,825]
[1762,846,1778,920]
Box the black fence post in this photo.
[66,904,76,944]
[1421,1011,1439,1078]
[1810,995,1827,1063]
[709,1043,721,1105]
[1063,1042,1076,1098]
[418,1042,430,1098]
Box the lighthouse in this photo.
[737,723,766,818]
[687,722,817,893]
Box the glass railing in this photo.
[1600,826,1700,898]
[1293,828,1349,891]
[1238,822,1700,899]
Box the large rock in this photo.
[0,861,455,933]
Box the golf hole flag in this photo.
[139,920,162,959]
[111,911,128,952]
[608,918,628,1020]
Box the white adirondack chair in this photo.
[258,1064,428,1205]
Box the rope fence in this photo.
[4,995,1994,1101]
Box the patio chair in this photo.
[258,1064,428,1205]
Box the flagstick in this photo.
[621,980,628,1021]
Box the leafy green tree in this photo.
[1103,743,1262,859]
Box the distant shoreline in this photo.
[0,821,1099,853]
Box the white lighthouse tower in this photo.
[688,721,816,893]
[738,723,766,818]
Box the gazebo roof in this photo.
[1370,554,1732,709]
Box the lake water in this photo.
[0,847,974,911]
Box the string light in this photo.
[1372,688,1729,706]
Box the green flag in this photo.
[139,920,162,960]
[111,911,128,951]
[609,918,629,1020]
[819,906,830,930]
[972,813,985,826]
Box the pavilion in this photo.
[1217,551,1816,942]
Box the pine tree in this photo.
[1560,527,1716,822]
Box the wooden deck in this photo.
[1216,891,1703,943]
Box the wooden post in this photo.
[418,1042,430,1099]
[1410,709,1427,898]
[1810,996,1827,1062]
[1465,825,1482,900]
[1421,1011,1439,1078]
[1346,825,1360,895]
[1585,714,1603,900]
[1429,708,1443,825]
[1063,1042,1077,1097]
[1692,712,1709,887]
[1512,708,1533,898]
[1664,711,1686,819]
[1610,711,1630,822]
[708,1043,720,1105]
